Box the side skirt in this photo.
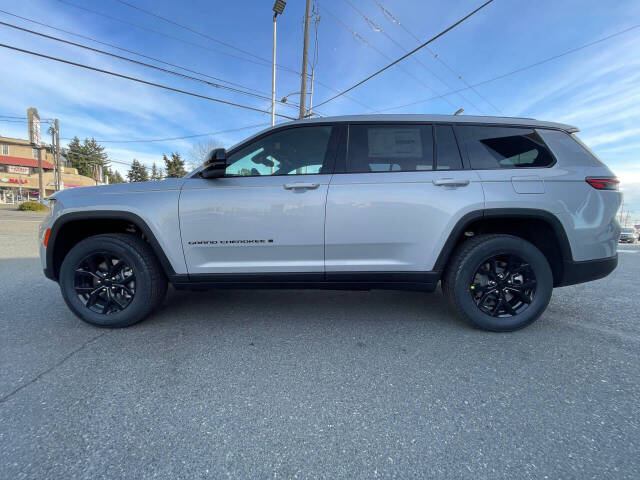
[169,271,441,293]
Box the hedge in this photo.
[18,201,48,212]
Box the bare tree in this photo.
[189,138,223,168]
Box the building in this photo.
[0,135,102,202]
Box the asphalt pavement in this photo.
[1,206,639,479]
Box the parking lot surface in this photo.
[1,206,639,479]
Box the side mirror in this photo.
[200,148,227,179]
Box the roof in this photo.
[289,114,579,132]
[0,155,54,169]
[227,114,579,153]
[0,136,53,150]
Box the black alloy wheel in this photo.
[442,234,553,332]
[74,252,136,314]
[469,254,537,318]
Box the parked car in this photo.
[39,115,621,332]
[619,227,639,243]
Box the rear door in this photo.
[455,125,559,210]
[179,124,339,276]
[324,123,484,275]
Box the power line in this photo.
[55,0,279,71]
[376,22,640,113]
[48,1,375,112]
[341,0,477,113]
[372,0,502,114]
[0,20,308,113]
[320,3,460,112]
[60,123,269,144]
[112,0,287,72]
[0,42,298,120]
[314,0,494,109]
[0,8,269,96]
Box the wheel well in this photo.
[444,217,567,286]
[51,219,148,279]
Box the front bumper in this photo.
[558,254,618,287]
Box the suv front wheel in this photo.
[442,234,553,332]
[59,233,167,328]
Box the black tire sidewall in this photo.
[453,237,553,332]
[59,236,154,327]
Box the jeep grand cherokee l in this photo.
[39,115,621,331]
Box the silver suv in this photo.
[39,115,621,331]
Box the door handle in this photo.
[283,182,320,190]
[433,178,470,187]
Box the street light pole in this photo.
[271,1,286,127]
[271,13,277,127]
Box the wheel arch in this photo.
[46,211,176,281]
[434,208,573,287]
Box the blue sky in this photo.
[0,0,639,217]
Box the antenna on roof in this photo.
[453,108,464,115]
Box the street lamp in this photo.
[271,0,286,127]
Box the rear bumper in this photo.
[558,254,618,287]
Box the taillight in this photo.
[586,177,619,191]
[43,228,51,248]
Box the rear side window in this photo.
[434,125,463,170]
[347,124,434,172]
[536,129,604,167]
[458,126,555,169]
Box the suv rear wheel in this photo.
[442,234,553,332]
[59,234,167,328]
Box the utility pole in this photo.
[37,147,44,202]
[55,119,61,191]
[49,123,57,191]
[299,0,311,119]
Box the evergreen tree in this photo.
[150,162,163,181]
[127,159,149,182]
[164,152,187,178]
[103,166,126,184]
[64,137,110,178]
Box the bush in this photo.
[18,201,48,212]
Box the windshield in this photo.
[621,228,635,233]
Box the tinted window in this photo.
[226,126,333,176]
[536,129,603,168]
[347,124,434,173]
[435,125,463,170]
[459,126,555,169]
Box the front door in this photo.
[179,124,339,276]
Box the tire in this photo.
[442,234,553,332]
[59,233,167,328]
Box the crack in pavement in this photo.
[0,331,109,404]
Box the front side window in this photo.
[459,126,555,169]
[1,144,8,155]
[346,124,434,173]
[225,125,333,177]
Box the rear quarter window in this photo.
[536,129,604,168]
[458,126,555,169]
